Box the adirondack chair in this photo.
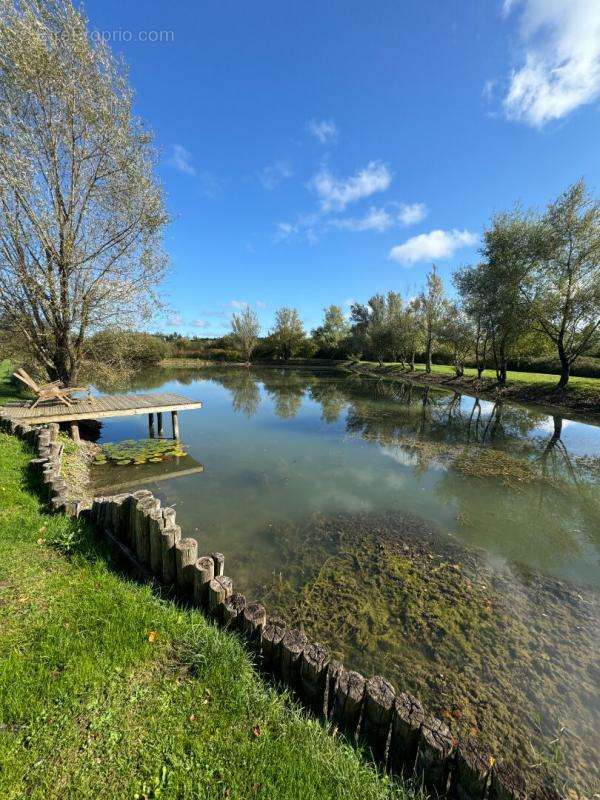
[13,368,90,409]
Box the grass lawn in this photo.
[0,359,29,406]
[0,433,412,799]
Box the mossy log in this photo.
[208,575,233,620]
[210,552,225,577]
[242,602,267,654]
[490,761,527,800]
[450,737,493,800]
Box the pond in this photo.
[92,366,600,793]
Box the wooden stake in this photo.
[175,538,199,593]
[280,628,308,688]
[193,556,215,607]
[450,738,493,800]
[331,667,365,739]
[416,715,455,794]
[70,421,80,443]
[160,524,181,584]
[389,692,424,776]
[299,641,330,718]
[148,413,155,438]
[223,593,246,629]
[261,617,286,675]
[208,575,233,620]
[210,552,225,576]
[361,675,395,764]
[242,602,267,653]
[157,411,164,437]
[489,761,526,800]
[171,410,179,439]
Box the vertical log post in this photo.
[157,411,164,438]
[223,593,246,630]
[175,538,199,594]
[331,667,365,740]
[148,413,155,438]
[361,676,395,765]
[261,617,286,675]
[489,762,526,800]
[389,692,425,776]
[171,410,179,440]
[193,556,215,607]
[207,576,233,620]
[242,602,267,654]
[450,738,494,800]
[149,512,165,574]
[280,628,308,689]
[299,642,330,719]
[70,422,80,443]
[135,497,159,565]
[210,552,225,577]
[160,524,181,585]
[416,715,455,794]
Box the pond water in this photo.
[92,366,600,792]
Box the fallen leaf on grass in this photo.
[252,725,261,738]
[147,631,157,643]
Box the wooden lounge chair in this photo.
[13,368,90,409]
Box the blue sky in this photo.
[84,0,600,337]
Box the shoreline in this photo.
[160,358,600,424]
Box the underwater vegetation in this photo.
[93,438,187,467]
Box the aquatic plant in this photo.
[93,438,187,467]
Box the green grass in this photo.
[0,359,29,406]
[358,360,600,401]
[0,432,412,800]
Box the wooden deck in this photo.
[3,393,202,425]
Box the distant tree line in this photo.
[206,180,599,389]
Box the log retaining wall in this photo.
[0,412,558,800]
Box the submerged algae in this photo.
[251,512,599,796]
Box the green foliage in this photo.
[230,306,261,362]
[312,305,350,358]
[268,307,308,360]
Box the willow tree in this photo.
[0,0,168,384]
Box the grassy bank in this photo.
[0,433,410,799]
[347,361,600,419]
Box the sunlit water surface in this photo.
[92,367,600,790]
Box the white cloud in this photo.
[256,300,267,309]
[229,300,249,309]
[397,202,427,226]
[307,118,338,144]
[330,202,427,233]
[166,144,196,176]
[310,161,392,212]
[260,160,294,190]
[192,319,210,329]
[502,0,600,127]
[389,229,478,266]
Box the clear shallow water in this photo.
[92,367,600,789]
[94,366,600,586]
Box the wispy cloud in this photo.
[192,319,210,329]
[389,229,477,266]
[329,202,427,234]
[502,0,600,127]
[307,118,338,144]
[166,144,196,176]
[260,160,294,190]
[310,161,392,212]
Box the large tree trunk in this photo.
[425,330,433,373]
[557,339,570,389]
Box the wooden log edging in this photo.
[0,411,552,800]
